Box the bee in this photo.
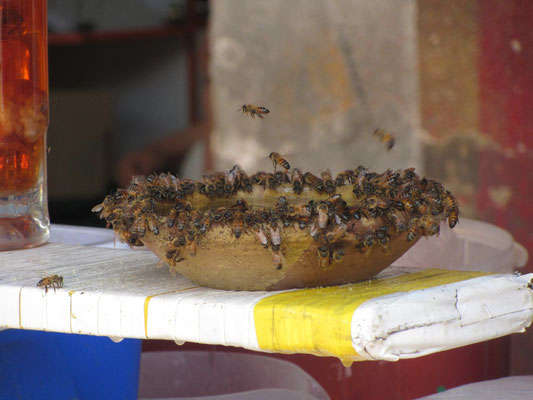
[270,224,281,252]
[402,198,415,213]
[251,171,272,188]
[268,152,290,173]
[132,218,147,236]
[186,229,197,256]
[173,235,186,248]
[320,169,336,193]
[303,172,325,192]
[239,104,270,119]
[406,219,419,242]
[363,231,375,248]
[199,211,213,234]
[317,244,330,268]
[146,215,159,235]
[252,224,270,248]
[335,170,356,186]
[37,275,64,293]
[376,226,390,252]
[228,164,252,193]
[317,203,329,229]
[243,211,256,227]
[232,212,244,238]
[272,251,283,270]
[291,168,304,194]
[234,198,249,212]
[448,209,459,229]
[420,215,440,236]
[288,203,311,218]
[325,224,347,244]
[297,215,309,230]
[373,128,395,151]
[388,209,408,233]
[332,247,345,263]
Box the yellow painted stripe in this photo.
[254,269,487,363]
[143,286,200,338]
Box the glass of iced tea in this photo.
[0,0,49,250]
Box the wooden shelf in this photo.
[48,19,206,47]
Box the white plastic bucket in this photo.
[393,218,528,273]
[137,351,330,400]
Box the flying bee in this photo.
[232,212,244,238]
[268,152,290,173]
[373,128,395,151]
[37,275,64,293]
[186,229,197,256]
[270,224,281,252]
[317,203,329,229]
[303,172,325,192]
[291,168,304,194]
[252,224,270,248]
[320,169,336,193]
[239,104,270,119]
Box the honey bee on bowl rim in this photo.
[238,104,270,119]
[37,274,64,293]
[268,152,290,173]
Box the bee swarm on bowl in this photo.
[93,154,458,291]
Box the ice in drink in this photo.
[0,0,49,249]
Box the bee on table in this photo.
[373,128,395,151]
[268,152,290,173]
[37,275,64,293]
[239,104,270,119]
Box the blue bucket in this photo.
[0,329,141,400]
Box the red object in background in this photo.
[478,0,533,376]
[143,339,509,400]
[478,0,533,274]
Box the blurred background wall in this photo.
[45,0,532,383]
